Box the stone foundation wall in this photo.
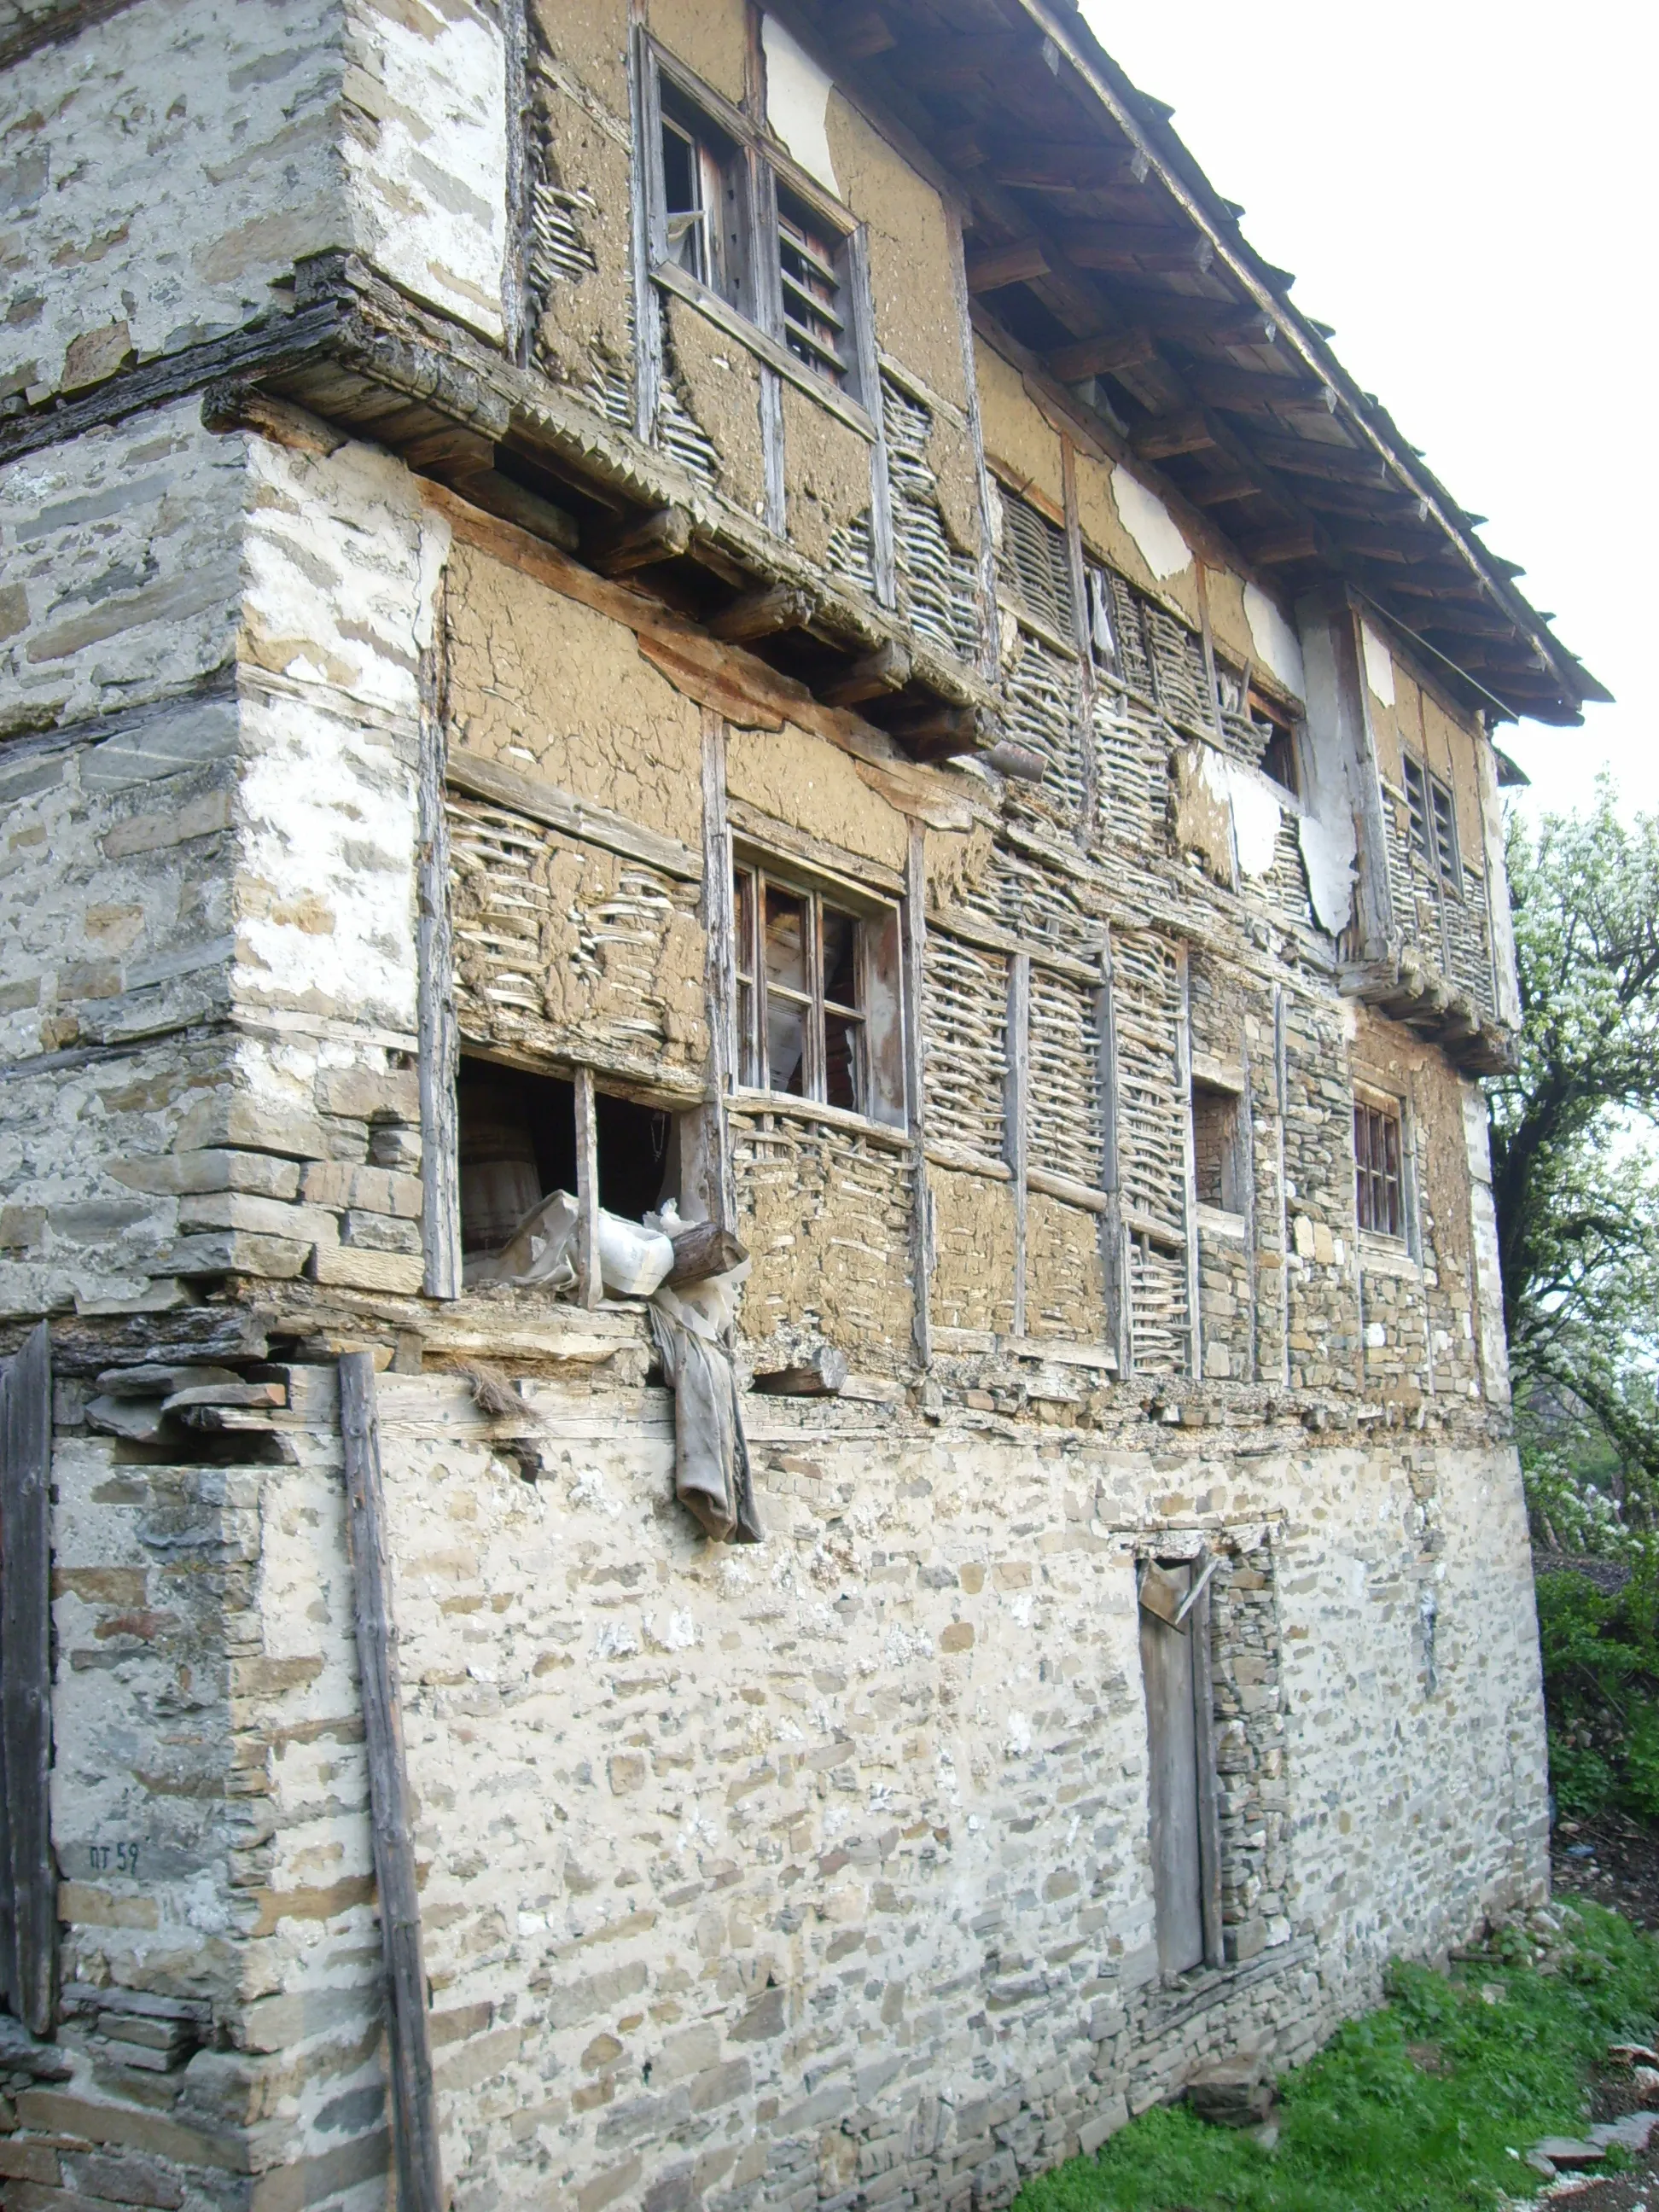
[3,1363,1545,2209]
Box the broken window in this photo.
[1353,1093,1404,1240]
[1190,1080,1243,1215]
[647,43,868,407]
[457,1059,678,1263]
[1138,1556,1222,1977]
[776,184,851,389]
[658,89,749,310]
[1250,690,1300,799]
[1401,752,1460,898]
[732,863,904,1125]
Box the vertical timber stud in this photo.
[1060,436,1097,834]
[700,709,737,1230]
[1005,952,1031,1339]
[1239,1039,1260,1383]
[1,1323,56,2034]
[628,4,663,445]
[1175,947,1202,1379]
[943,195,1000,686]
[743,9,789,538]
[502,0,531,364]
[417,556,461,1300]
[1190,1556,1225,1970]
[575,1067,602,1308]
[904,828,933,1366]
[339,1354,445,2212]
[1097,928,1128,1376]
[1273,986,1290,1388]
[852,224,897,609]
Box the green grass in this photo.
[1018,1903,1659,2212]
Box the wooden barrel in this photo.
[458,1076,543,1253]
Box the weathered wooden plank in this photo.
[905,829,933,1368]
[338,1353,445,2212]
[1005,952,1031,1338]
[1190,1567,1225,1970]
[446,743,703,883]
[1139,1561,1205,1977]
[1,1322,55,2035]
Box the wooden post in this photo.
[1097,929,1128,1377]
[339,1353,445,2212]
[1004,952,1031,1340]
[1,1322,57,2035]
[417,555,462,1301]
[574,1066,602,1309]
[698,709,736,1232]
[904,829,933,1368]
[1175,946,1202,1380]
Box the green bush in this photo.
[1536,1554,1659,1825]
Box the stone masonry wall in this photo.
[6,1372,1545,2209]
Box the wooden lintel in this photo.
[965,237,1052,294]
[1049,326,1160,382]
[824,638,913,707]
[589,504,692,574]
[709,581,814,643]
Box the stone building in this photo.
[0,0,1603,2204]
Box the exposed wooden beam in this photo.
[841,7,894,59]
[981,143,1149,190]
[1185,361,1331,416]
[1243,527,1320,565]
[709,582,813,642]
[823,638,912,706]
[1109,289,1278,344]
[1055,221,1214,274]
[1049,326,1161,381]
[1131,409,1216,460]
[965,238,1052,294]
[1246,433,1393,486]
[588,504,692,574]
[1186,471,1264,507]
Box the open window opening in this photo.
[457,1059,678,1265]
[732,860,905,1126]
[1190,1080,1244,1215]
[1249,689,1300,799]
[1353,1091,1405,1240]
[1138,1555,1223,1977]
[659,84,749,311]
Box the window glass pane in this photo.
[733,867,754,980]
[824,1010,862,1113]
[821,905,859,1010]
[764,886,808,996]
[736,979,755,1086]
[767,994,807,1095]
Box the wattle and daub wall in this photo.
[0,0,1545,2203]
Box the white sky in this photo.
[1077,0,1653,819]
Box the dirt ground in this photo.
[1554,1812,1659,1933]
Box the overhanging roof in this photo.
[785,0,1609,727]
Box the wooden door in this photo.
[1140,1562,1205,1974]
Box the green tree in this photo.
[1489,777,1659,1522]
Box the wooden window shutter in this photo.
[1,1322,57,2034]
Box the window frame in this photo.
[1401,749,1462,901]
[640,38,874,423]
[730,851,905,1130]
[1353,1088,1406,1243]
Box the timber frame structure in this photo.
[0,0,1595,2205]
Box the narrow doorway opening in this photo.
[1138,1556,1223,1976]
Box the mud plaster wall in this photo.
[21,1377,1545,2210]
[782,382,873,571]
[827,96,966,411]
[733,1115,914,1371]
[533,0,630,116]
[1203,567,1259,680]
[972,340,1063,515]
[0,0,341,410]
[665,295,770,524]
[443,539,705,848]
[649,0,749,105]
[1024,1191,1106,1342]
[449,797,709,1087]
[526,44,636,406]
[928,1166,1017,1337]
[1072,449,1193,638]
[726,722,907,874]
